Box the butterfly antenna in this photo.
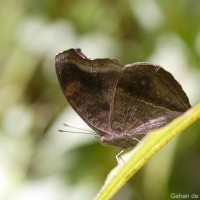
[59,124,97,135]
[63,124,94,133]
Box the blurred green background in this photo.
[0,0,200,199]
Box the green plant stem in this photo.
[95,102,200,200]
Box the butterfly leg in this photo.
[116,149,125,164]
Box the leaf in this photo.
[94,102,200,200]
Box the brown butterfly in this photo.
[55,48,191,149]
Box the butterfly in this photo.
[55,48,191,149]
